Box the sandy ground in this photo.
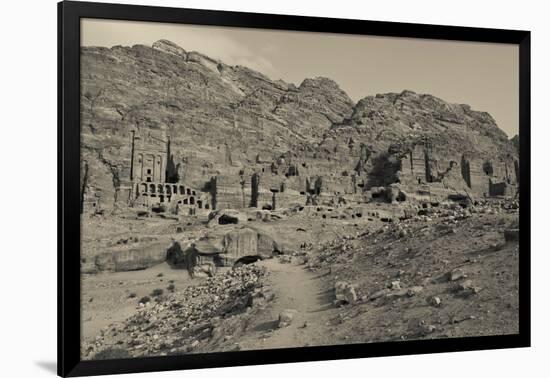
[81,262,201,342]
[81,203,519,354]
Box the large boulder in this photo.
[334,281,357,304]
[257,231,280,258]
[223,228,259,261]
[93,241,169,272]
[278,309,298,328]
[111,242,168,271]
[219,227,279,263]
[152,39,187,58]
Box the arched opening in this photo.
[205,204,210,209]
[183,198,188,205]
[158,184,164,193]
[187,188,191,195]
[197,200,203,209]
[140,183,147,193]
[165,185,171,194]
[190,196,195,205]
[179,186,185,195]
[234,255,262,267]
[149,184,156,193]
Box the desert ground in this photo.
[81,198,519,359]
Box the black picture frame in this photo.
[58,1,531,376]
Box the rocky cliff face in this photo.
[80,40,518,211]
[328,89,514,159]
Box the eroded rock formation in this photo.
[80,40,518,217]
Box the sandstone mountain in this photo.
[80,40,518,210]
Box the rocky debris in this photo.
[452,279,482,296]
[296,198,519,344]
[369,288,391,301]
[278,309,298,328]
[390,280,402,290]
[334,281,358,305]
[83,265,271,359]
[407,319,437,337]
[193,264,216,278]
[406,286,424,297]
[426,296,442,307]
[292,252,309,265]
[446,268,467,282]
[278,255,292,264]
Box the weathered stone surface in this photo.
[112,246,168,271]
[278,309,298,328]
[223,228,259,261]
[426,296,442,307]
[92,241,169,272]
[446,268,467,281]
[152,39,187,58]
[335,281,358,304]
[406,286,424,297]
[80,40,518,214]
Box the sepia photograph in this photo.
[78,18,521,361]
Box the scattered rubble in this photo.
[334,281,358,305]
[278,309,298,328]
[83,265,272,359]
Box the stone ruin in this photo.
[208,140,518,213]
[115,129,212,216]
[82,126,518,218]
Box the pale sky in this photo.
[82,18,519,137]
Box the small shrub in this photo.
[167,284,175,292]
[157,273,164,277]
[128,293,137,299]
[139,296,150,304]
[93,347,130,360]
[151,288,164,297]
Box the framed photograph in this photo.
[58,1,530,376]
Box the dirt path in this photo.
[237,259,337,350]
